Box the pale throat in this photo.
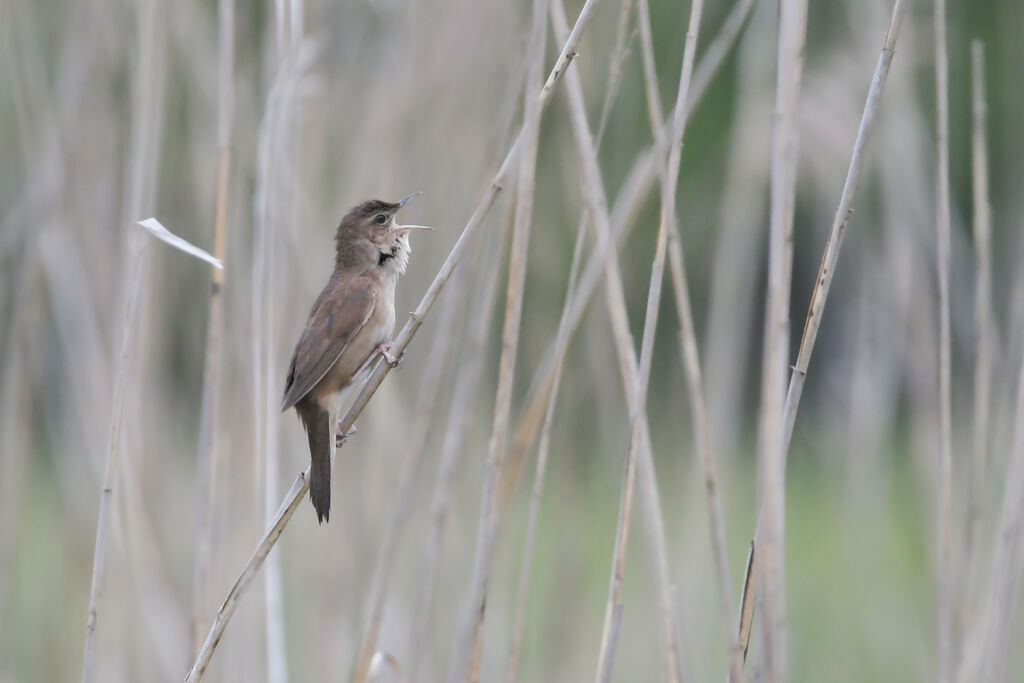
[377,233,411,275]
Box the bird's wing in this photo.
[280,276,376,411]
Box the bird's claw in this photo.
[378,341,403,368]
[335,423,357,449]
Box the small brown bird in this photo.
[281,193,430,523]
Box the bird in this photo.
[281,193,431,523]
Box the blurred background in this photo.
[2,0,1023,680]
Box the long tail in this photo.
[297,399,332,524]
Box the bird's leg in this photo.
[377,341,404,368]
[335,423,358,449]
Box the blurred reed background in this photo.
[2,0,1024,681]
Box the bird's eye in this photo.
[374,213,387,225]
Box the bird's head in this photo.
[334,192,431,274]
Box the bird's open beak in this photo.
[396,191,421,208]
[394,192,431,234]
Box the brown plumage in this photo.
[281,194,429,523]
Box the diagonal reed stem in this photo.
[737,0,904,669]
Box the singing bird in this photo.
[281,193,430,523]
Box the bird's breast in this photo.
[318,279,396,397]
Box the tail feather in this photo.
[298,399,332,524]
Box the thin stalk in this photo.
[506,216,587,683]
[500,0,758,519]
[352,271,466,683]
[448,0,549,679]
[407,202,511,683]
[738,0,906,662]
[668,235,740,679]
[594,0,637,145]
[956,40,991,682]
[81,0,165,678]
[253,26,307,683]
[688,0,757,111]
[186,3,600,677]
[634,0,741,679]
[780,0,906,454]
[736,541,756,661]
[81,235,148,683]
[934,0,954,679]
[703,21,772,461]
[551,2,686,680]
[495,0,641,512]
[191,0,234,659]
[503,2,636,675]
[980,344,1024,683]
[755,0,807,681]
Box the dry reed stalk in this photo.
[448,1,549,679]
[755,0,807,680]
[0,290,30,661]
[506,216,587,683]
[82,235,148,683]
[633,1,741,679]
[352,275,467,683]
[81,1,166,678]
[252,65,280,683]
[688,0,756,110]
[504,3,638,673]
[186,3,600,677]
[494,0,639,521]
[499,0,757,517]
[253,19,314,683]
[668,239,739,675]
[956,40,992,682]
[81,235,149,683]
[634,0,663,138]
[737,1,906,664]
[550,2,686,679]
[0,5,59,643]
[980,345,1024,683]
[190,0,234,660]
[593,0,706,671]
[594,0,637,145]
[407,204,511,683]
[736,541,756,661]
[779,0,905,452]
[933,0,954,680]
[119,420,189,678]
[703,22,772,460]
[106,219,224,677]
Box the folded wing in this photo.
[280,276,376,412]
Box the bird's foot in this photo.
[335,423,358,449]
[378,341,404,368]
